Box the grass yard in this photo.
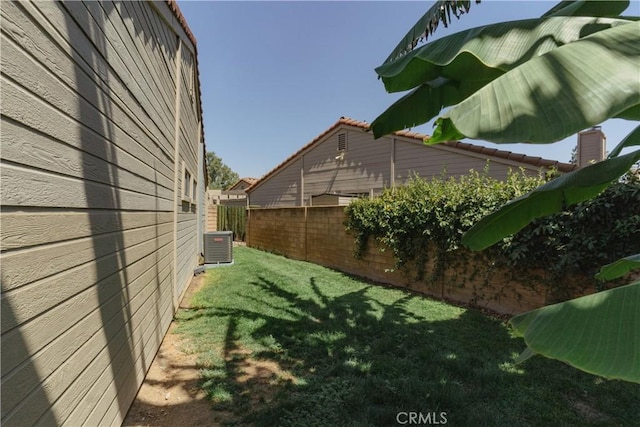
[176,247,639,426]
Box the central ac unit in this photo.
[204,231,233,264]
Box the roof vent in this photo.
[337,133,347,152]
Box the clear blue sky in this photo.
[177,0,637,179]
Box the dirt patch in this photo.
[123,272,294,426]
[123,274,218,427]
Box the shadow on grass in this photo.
[180,272,639,427]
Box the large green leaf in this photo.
[430,22,640,144]
[376,17,631,93]
[383,0,480,65]
[510,281,640,383]
[608,124,640,158]
[462,149,640,250]
[596,254,640,281]
[371,17,632,138]
[542,0,630,18]
[370,79,487,139]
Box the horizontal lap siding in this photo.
[250,127,546,209]
[175,42,199,299]
[0,1,200,425]
[249,158,302,207]
[303,130,390,196]
[394,139,538,182]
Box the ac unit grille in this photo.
[204,231,233,264]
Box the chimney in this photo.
[577,127,606,168]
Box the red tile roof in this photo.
[242,178,259,185]
[247,117,577,193]
[229,177,258,190]
[166,0,197,46]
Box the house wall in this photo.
[303,129,391,197]
[175,35,201,302]
[393,138,540,182]
[248,157,303,207]
[0,1,203,425]
[311,194,357,206]
[248,126,545,208]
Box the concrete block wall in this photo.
[247,206,556,314]
[247,208,307,261]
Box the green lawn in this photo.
[176,246,639,426]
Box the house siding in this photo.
[303,129,390,197]
[248,124,548,208]
[249,158,303,207]
[0,1,204,426]
[393,138,541,183]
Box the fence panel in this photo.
[217,206,246,241]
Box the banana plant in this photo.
[372,0,639,382]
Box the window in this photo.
[181,159,199,205]
[182,161,194,202]
[184,168,191,200]
[337,132,347,152]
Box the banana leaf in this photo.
[371,17,632,138]
[429,22,640,144]
[510,281,640,383]
[462,149,640,250]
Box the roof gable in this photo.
[229,177,258,191]
[247,117,576,193]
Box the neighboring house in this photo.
[205,179,255,232]
[246,117,587,208]
[1,1,205,425]
[228,177,258,191]
[206,189,246,232]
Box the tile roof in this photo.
[242,177,259,185]
[246,117,576,193]
[229,177,258,190]
[166,0,197,46]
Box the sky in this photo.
[177,0,638,179]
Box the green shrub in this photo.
[505,174,640,283]
[345,167,546,281]
[344,168,640,289]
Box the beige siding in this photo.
[249,158,303,207]
[394,137,542,183]
[303,129,390,197]
[0,1,204,426]
[174,39,200,300]
[249,125,547,207]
